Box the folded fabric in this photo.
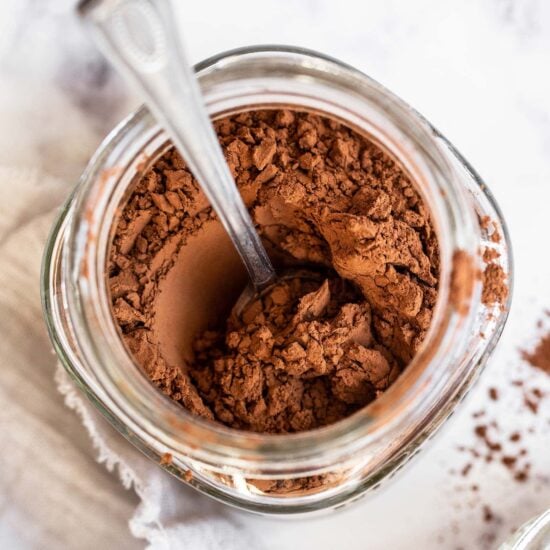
[0,165,256,549]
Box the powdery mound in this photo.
[191,277,399,433]
[108,109,441,433]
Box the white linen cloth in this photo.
[0,168,138,549]
[0,165,340,550]
[0,166,257,549]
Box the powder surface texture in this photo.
[191,277,399,432]
[108,109,440,433]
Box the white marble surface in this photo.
[1,0,550,549]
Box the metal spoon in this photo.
[78,0,278,299]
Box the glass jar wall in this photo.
[42,46,512,514]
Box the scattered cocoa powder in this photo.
[517,319,550,416]
[108,109,440,433]
[523,389,545,415]
[457,418,532,483]
[488,387,499,401]
[448,312,550,547]
[482,505,494,523]
[522,332,550,376]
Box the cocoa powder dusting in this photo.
[522,332,550,376]
[108,109,440,433]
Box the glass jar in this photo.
[500,509,550,549]
[42,46,512,514]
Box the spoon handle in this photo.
[79,0,276,289]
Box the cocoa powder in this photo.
[450,314,550,539]
[522,333,550,376]
[481,263,508,307]
[191,276,400,432]
[108,109,440,433]
[479,216,508,307]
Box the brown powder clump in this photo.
[191,277,399,432]
[522,333,550,376]
[109,149,216,421]
[108,109,440,433]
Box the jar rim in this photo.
[49,45,511,469]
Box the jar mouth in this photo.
[57,45,506,468]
